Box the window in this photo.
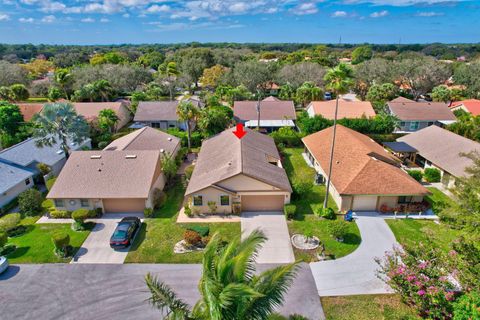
[398,196,413,204]
[409,122,419,131]
[400,121,406,127]
[151,122,161,128]
[220,195,229,206]
[80,199,89,207]
[193,195,203,206]
[54,199,64,207]
[25,178,30,185]
[427,122,434,126]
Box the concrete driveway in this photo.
[310,213,396,296]
[0,263,324,320]
[72,213,142,264]
[241,211,295,264]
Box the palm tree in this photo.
[322,63,354,208]
[54,68,72,99]
[145,230,298,320]
[92,79,113,102]
[98,108,119,133]
[32,102,90,159]
[176,100,199,150]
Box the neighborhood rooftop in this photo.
[398,125,480,178]
[0,161,33,194]
[302,125,429,196]
[47,150,161,199]
[72,101,128,119]
[185,127,292,195]
[234,97,296,121]
[134,100,201,122]
[387,97,456,121]
[17,103,44,121]
[450,99,480,116]
[308,99,376,120]
[103,127,180,155]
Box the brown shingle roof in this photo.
[234,99,296,121]
[302,125,428,196]
[387,99,456,121]
[397,125,480,178]
[17,103,44,121]
[308,100,376,120]
[103,127,181,155]
[72,101,129,120]
[47,150,161,199]
[185,127,292,195]
[134,101,179,122]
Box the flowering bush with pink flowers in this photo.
[376,243,456,319]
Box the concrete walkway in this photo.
[310,213,396,296]
[241,211,295,264]
[71,213,143,264]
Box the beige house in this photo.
[73,101,132,131]
[185,127,292,214]
[303,125,429,212]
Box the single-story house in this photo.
[387,97,456,132]
[185,127,292,214]
[302,125,429,212]
[397,125,480,188]
[0,136,91,178]
[450,99,480,116]
[17,103,44,121]
[103,126,181,158]
[47,150,164,213]
[72,101,132,130]
[233,97,296,133]
[133,100,201,130]
[306,99,376,120]
[0,161,34,208]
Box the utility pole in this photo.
[323,91,340,208]
[256,90,261,131]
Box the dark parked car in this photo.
[110,217,141,249]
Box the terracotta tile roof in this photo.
[234,99,296,121]
[398,125,480,178]
[47,150,161,199]
[103,127,180,155]
[302,125,429,196]
[186,127,292,195]
[72,101,130,121]
[387,99,456,121]
[17,103,44,121]
[308,100,376,120]
[450,99,480,116]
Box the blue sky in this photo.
[0,0,479,44]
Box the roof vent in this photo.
[371,156,378,161]
[160,149,165,153]
[125,154,137,159]
[90,155,101,159]
[336,160,340,164]
[167,137,172,141]
[228,161,232,166]
[56,150,63,154]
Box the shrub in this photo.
[270,127,304,147]
[284,204,296,220]
[328,220,349,240]
[46,177,57,191]
[184,165,195,180]
[407,170,423,182]
[87,209,101,218]
[0,231,7,248]
[0,198,18,215]
[167,128,202,148]
[187,225,210,237]
[36,162,51,176]
[184,230,201,246]
[18,188,43,216]
[453,291,480,320]
[144,208,154,218]
[424,168,441,183]
[0,213,21,232]
[316,207,336,220]
[292,180,313,199]
[152,189,167,209]
[51,232,70,253]
[97,141,109,149]
[49,208,71,219]
[184,205,192,217]
[72,209,89,223]
[207,201,217,214]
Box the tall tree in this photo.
[9,84,29,102]
[145,230,298,320]
[158,61,180,101]
[54,68,73,99]
[323,63,354,208]
[98,108,119,133]
[197,106,232,137]
[0,101,24,136]
[295,81,323,107]
[178,48,214,89]
[32,102,90,159]
[176,100,199,150]
[351,46,373,64]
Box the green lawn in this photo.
[125,181,240,264]
[321,294,419,320]
[386,218,460,253]
[282,148,361,261]
[5,216,93,263]
[425,187,455,214]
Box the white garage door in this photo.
[242,195,284,212]
[352,196,378,211]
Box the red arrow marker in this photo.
[233,123,247,139]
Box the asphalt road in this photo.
[0,263,324,320]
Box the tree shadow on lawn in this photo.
[6,246,30,259]
[342,232,362,245]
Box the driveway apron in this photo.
[241,211,295,264]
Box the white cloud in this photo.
[0,13,10,21]
[122,13,130,18]
[146,4,170,13]
[41,15,56,23]
[332,10,348,17]
[19,17,35,23]
[416,11,444,16]
[370,10,389,17]
[81,17,95,22]
[229,2,249,13]
[39,1,66,13]
[342,0,462,6]
[290,3,318,15]
[100,17,110,22]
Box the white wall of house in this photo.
[306,103,315,118]
[145,173,167,209]
[52,198,101,211]
[189,187,234,215]
[0,176,34,207]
